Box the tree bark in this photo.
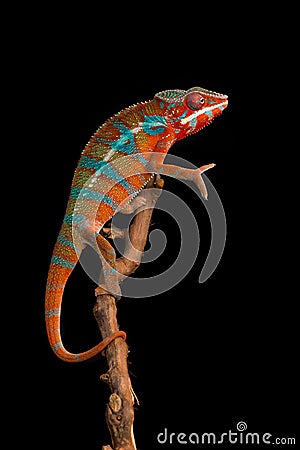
[94,175,164,450]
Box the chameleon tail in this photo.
[45,225,125,363]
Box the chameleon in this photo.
[45,86,228,362]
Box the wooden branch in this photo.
[94,175,164,450]
[94,295,135,450]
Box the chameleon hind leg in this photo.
[95,233,122,299]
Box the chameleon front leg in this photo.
[149,153,215,200]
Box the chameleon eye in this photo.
[186,92,205,110]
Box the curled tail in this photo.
[45,225,125,363]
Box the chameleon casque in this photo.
[46,86,228,362]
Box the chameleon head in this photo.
[154,87,228,140]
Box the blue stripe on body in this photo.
[45,307,61,318]
[94,121,137,155]
[78,156,108,171]
[70,187,119,210]
[77,157,135,192]
[57,234,79,252]
[95,117,166,153]
[51,255,76,269]
[131,152,151,168]
[141,115,167,135]
[46,281,65,291]
[112,121,137,153]
[64,213,87,226]
[53,342,62,352]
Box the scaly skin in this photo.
[45,87,228,362]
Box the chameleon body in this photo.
[46,87,228,362]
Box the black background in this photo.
[16,6,297,450]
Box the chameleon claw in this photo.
[102,226,126,240]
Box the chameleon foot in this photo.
[102,226,126,240]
